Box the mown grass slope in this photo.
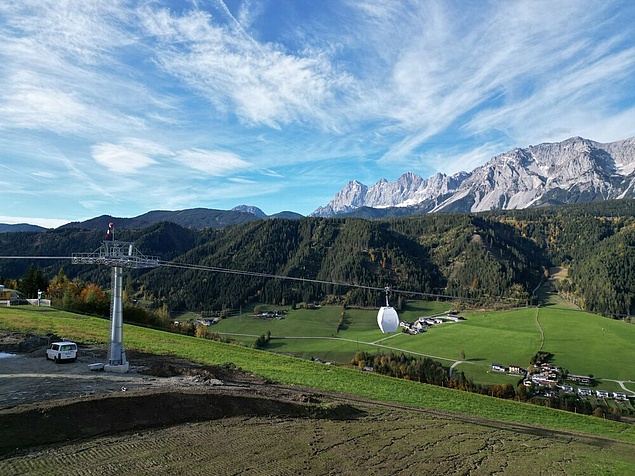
[1,306,634,445]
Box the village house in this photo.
[568,374,593,386]
[540,363,557,371]
[400,314,463,335]
[399,321,420,334]
[402,315,435,334]
[0,285,23,305]
[531,374,557,387]
[508,365,525,375]
[558,384,575,394]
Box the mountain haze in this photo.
[0,224,47,233]
[312,136,635,217]
[56,207,302,232]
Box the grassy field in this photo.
[209,300,635,388]
[1,305,635,445]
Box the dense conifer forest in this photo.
[1,199,635,318]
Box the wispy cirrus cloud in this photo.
[138,6,356,129]
[347,1,635,170]
[91,141,160,174]
[0,0,633,226]
[0,77,90,134]
[0,0,133,63]
[90,138,253,179]
[229,177,257,184]
[0,1,177,137]
[176,149,252,175]
[465,45,635,143]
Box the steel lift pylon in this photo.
[72,228,159,372]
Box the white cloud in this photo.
[91,142,158,174]
[229,177,257,184]
[32,171,56,179]
[350,1,635,164]
[119,138,173,157]
[175,149,251,175]
[90,138,181,177]
[138,6,355,128]
[261,169,284,178]
[0,0,133,64]
[0,80,89,134]
[235,0,263,29]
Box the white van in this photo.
[46,341,78,363]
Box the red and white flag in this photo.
[106,222,114,239]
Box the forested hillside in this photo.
[1,200,635,317]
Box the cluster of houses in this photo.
[195,317,221,326]
[491,363,526,375]
[578,388,630,400]
[400,312,464,335]
[253,310,286,320]
[527,362,560,386]
[173,309,287,327]
[491,361,631,401]
[173,317,221,327]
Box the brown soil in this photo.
[2,332,635,475]
[0,332,356,453]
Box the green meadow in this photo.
[209,301,635,389]
[1,305,635,444]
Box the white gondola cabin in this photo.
[377,286,400,333]
[377,306,399,333]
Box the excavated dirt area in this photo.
[2,331,635,475]
[0,331,271,410]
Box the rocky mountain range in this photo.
[311,136,635,217]
[3,136,635,232]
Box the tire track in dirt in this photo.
[2,333,634,474]
[2,394,634,475]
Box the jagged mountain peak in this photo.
[312,135,635,217]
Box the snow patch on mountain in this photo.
[311,136,635,217]
[232,205,267,217]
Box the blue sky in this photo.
[1,0,634,227]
